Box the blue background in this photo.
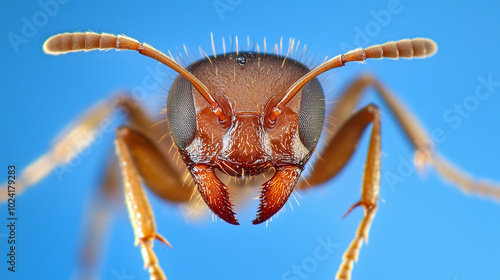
[1,1,499,280]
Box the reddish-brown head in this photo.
[42,32,437,225]
[167,53,325,224]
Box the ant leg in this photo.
[0,93,195,279]
[114,126,196,280]
[304,74,500,200]
[0,93,190,201]
[115,128,166,280]
[0,98,117,200]
[307,104,382,280]
[76,153,121,279]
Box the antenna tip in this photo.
[423,38,438,57]
[412,38,438,58]
[43,34,63,55]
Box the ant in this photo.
[1,32,499,279]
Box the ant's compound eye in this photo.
[298,77,325,151]
[167,76,197,150]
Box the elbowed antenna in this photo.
[43,32,229,122]
[267,38,438,122]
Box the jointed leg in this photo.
[0,98,115,200]
[300,74,499,279]
[305,73,500,199]
[0,93,195,279]
[334,105,381,280]
[74,154,120,280]
[115,127,171,280]
[303,104,381,280]
[0,93,190,201]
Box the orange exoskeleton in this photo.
[2,31,498,280]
